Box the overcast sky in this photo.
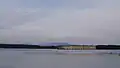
[0,0,120,44]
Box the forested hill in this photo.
[0,44,58,49]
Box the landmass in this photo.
[0,44,120,50]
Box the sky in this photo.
[0,0,120,44]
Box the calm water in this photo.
[0,49,120,68]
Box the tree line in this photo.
[0,44,120,50]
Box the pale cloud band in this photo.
[0,0,120,44]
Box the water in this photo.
[0,49,120,68]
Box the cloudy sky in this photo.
[0,0,120,44]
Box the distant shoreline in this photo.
[0,44,120,50]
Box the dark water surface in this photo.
[0,49,120,68]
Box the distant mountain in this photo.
[38,42,71,46]
[55,37,107,45]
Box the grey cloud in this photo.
[0,9,52,29]
[0,0,120,44]
[0,0,120,9]
[0,8,120,44]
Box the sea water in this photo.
[0,49,120,68]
